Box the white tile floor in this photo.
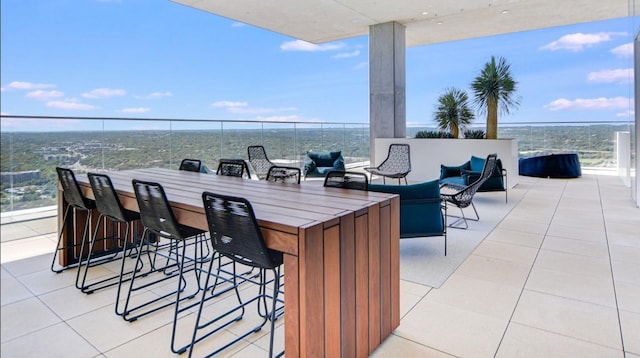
[1,174,639,357]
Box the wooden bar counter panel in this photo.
[59,168,400,357]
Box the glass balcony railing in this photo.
[1,115,635,213]
[407,120,636,168]
[0,115,370,212]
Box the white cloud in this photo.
[82,88,126,99]
[540,32,626,52]
[252,115,304,122]
[231,106,296,114]
[46,99,96,110]
[587,68,633,84]
[25,90,64,100]
[212,100,296,114]
[135,91,173,100]
[212,101,248,109]
[544,96,631,111]
[3,81,55,91]
[234,114,318,123]
[616,109,635,117]
[280,40,346,52]
[119,107,150,113]
[231,22,246,28]
[611,42,633,57]
[332,50,360,59]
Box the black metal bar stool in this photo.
[188,192,284,358]
[51,167,97,274]
[119,179,220,354]
[75,173,141,295]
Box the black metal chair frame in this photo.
[179,157,212,265]
[76,173,141,294]
[266,165,301,184]
[440,154,498,229]
[179,158,202,172]
[216,159,250,178]
[323,170,369,191]
[122,180,248,355]
[51,167,97,274]
[120,180,207,327]
[248,145,276,180]
[365,143,412,184]
[187,192,285,358]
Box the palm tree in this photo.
[434,87,474,138]
[471,56,520,139]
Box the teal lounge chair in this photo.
[369,179,447,255]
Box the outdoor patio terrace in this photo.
[1,172,638,357]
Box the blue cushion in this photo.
[439,176,466,187]
[369,180,444,237]
[470,156,503,177]
[441,156,505,192]
[316,167,335,176]
[303,156,316,173]
[439,162,470,179]
[308,151,341,167]
[470,155,486,172]
[304,151,345,177]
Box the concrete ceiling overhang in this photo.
[171,0,635,46]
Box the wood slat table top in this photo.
[76,168,396,236]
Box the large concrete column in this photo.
[369,22,406,165]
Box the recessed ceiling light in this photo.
[501,10,509,14]
[437,21,443,25]
[422,11,429,15]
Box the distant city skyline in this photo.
[1,0,639,131]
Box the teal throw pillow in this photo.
[309,151,341,167]
[439,162,470,179]
[470,156,486,172]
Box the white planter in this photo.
[373,138,518,188]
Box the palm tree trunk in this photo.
[486,99,498,139]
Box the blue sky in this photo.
[1,0,638,131]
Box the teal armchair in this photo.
[369,179,447,255]
[439,155,508,202]
[303,151,345,179]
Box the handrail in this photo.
[1,114,367,126]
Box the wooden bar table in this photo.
[59,168,400,357]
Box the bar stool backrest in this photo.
[179,159,202,172]
[266,166,301,184]
[324,170,369,191]
[132,179,185,240]
[202,191,283,269]
[56,167,95,210]
[216,160,246,177]
[88,173,138,223]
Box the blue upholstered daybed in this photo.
[518,153,581,178]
